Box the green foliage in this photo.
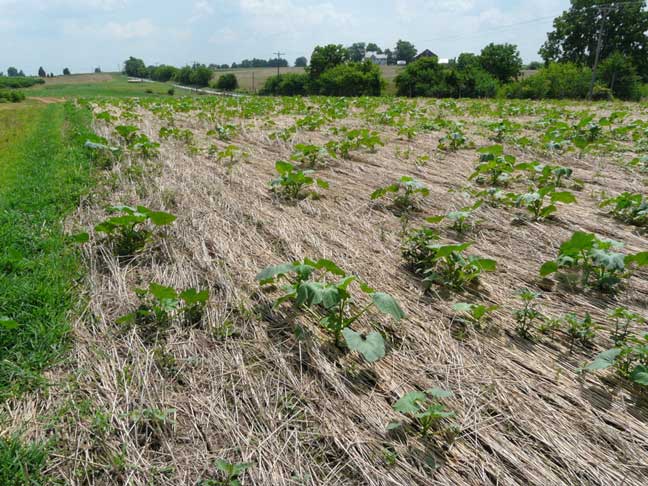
[395,39,418,63]
[291,143,327,168]
[586,333,648,387]
[469,145,517,184]
[295,56,308,67]
[269,161,329,199]
[308,44,349,80]
[438,130,471,151]
[118,283,209,342]
[599,52,642,100]
[215,73,238,91]
[540,1,648,81]
[452,302,498,329]
[513,185,576,220]
[564,312,597,352]
[93,205,176,257]
[325,128,384,158]
[513,289,542,338]
[609,307,645,346]
[174,64,213,87]
[260,73,308,96]
[199,459,253,486]
[391,388,455,437]
[402,235,496,291]
[426,201,482,233]
[479,43,523,83]
[600,192,647,228]
[123,56,149,78]
[256,258,404,362]
[0,76,44,89]
[502,62,592,99]
[371,176,429,213]
[539,231,648,292]
[0,90,25,103]
[150,65,179,82]
[317,61,385,96]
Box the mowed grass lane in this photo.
[0,101,96,485]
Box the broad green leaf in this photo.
[342,329,385,363]
[425,215,445,224]
[179,288,209,304]
[551,191,576,204]
[316,179,329,189]
[255,263,295,283]
[275,160,293,175]
[585,348,621,371]
[630,365,648,386]
[560,231,595,254]
[149,283,178,301]
[474,258,497,272]
[425,387,453,399]
[372,292,405,320]
[148,211,177,226]
[313,259,346,276]
[539,261,558,277]
[393,391,426,414]
[626,251,648,267]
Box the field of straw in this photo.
[11,96,648,485]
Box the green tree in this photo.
[395,40,417,63]
[599,52,641,100]
[317,61,384,96]
[395,57,447,97]
[123,56,149,78]
[63,68,71,76]
[347,42,367,62]
[38,67,46,78]
[540,0,648,80]
[215,73,238,91]
[7,67,18,77]
[94,67,102,73]
[456,53,480,71]
[308,44,348,79]
[295,56,308,67]
[366,43,382,54]
[479,43,522,83]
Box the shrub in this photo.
[502,62,592,99]
[260,73,308,96]
[316,61,384,96]
[599,52,642,100]
[0,90,25,103]
[396,57,448,97]
[0,76,44,89]
[214,73,238,91]
[150,65,179,82]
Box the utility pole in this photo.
[273,51,285,76]
[588,5,613,101]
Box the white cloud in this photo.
[104,18,156,39]
[189,0,215,23]
[62,17,156,40]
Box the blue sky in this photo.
[1,0,571,75]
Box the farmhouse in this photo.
[415,49,438,60]
[364,51,388,65]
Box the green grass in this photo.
[24,73,174,98]
[0,102,95,399]
[0,436,48,486]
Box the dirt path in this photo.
[29,96,64,104]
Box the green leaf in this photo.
[630,365,648,386]
[425,215,445,224]
[474,258,497,272]
[585,348,621,371]
[539,261,558,277]
[626,251,648,267]
[312,259,346,276]
[560,231,595,254]
[342,329,385,363]
[551,191,576,204]
[275,160,294,175]
[179,288,209,304]
[393,391,426,414]
[149,283,178,301]
[148,211,177,226]
[372,292,405,320]
[316,179,329,189]
[256,263,295,283]
[425,387,453,399]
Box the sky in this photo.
[0,0,572,75]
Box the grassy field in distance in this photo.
[24,73,173,98]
